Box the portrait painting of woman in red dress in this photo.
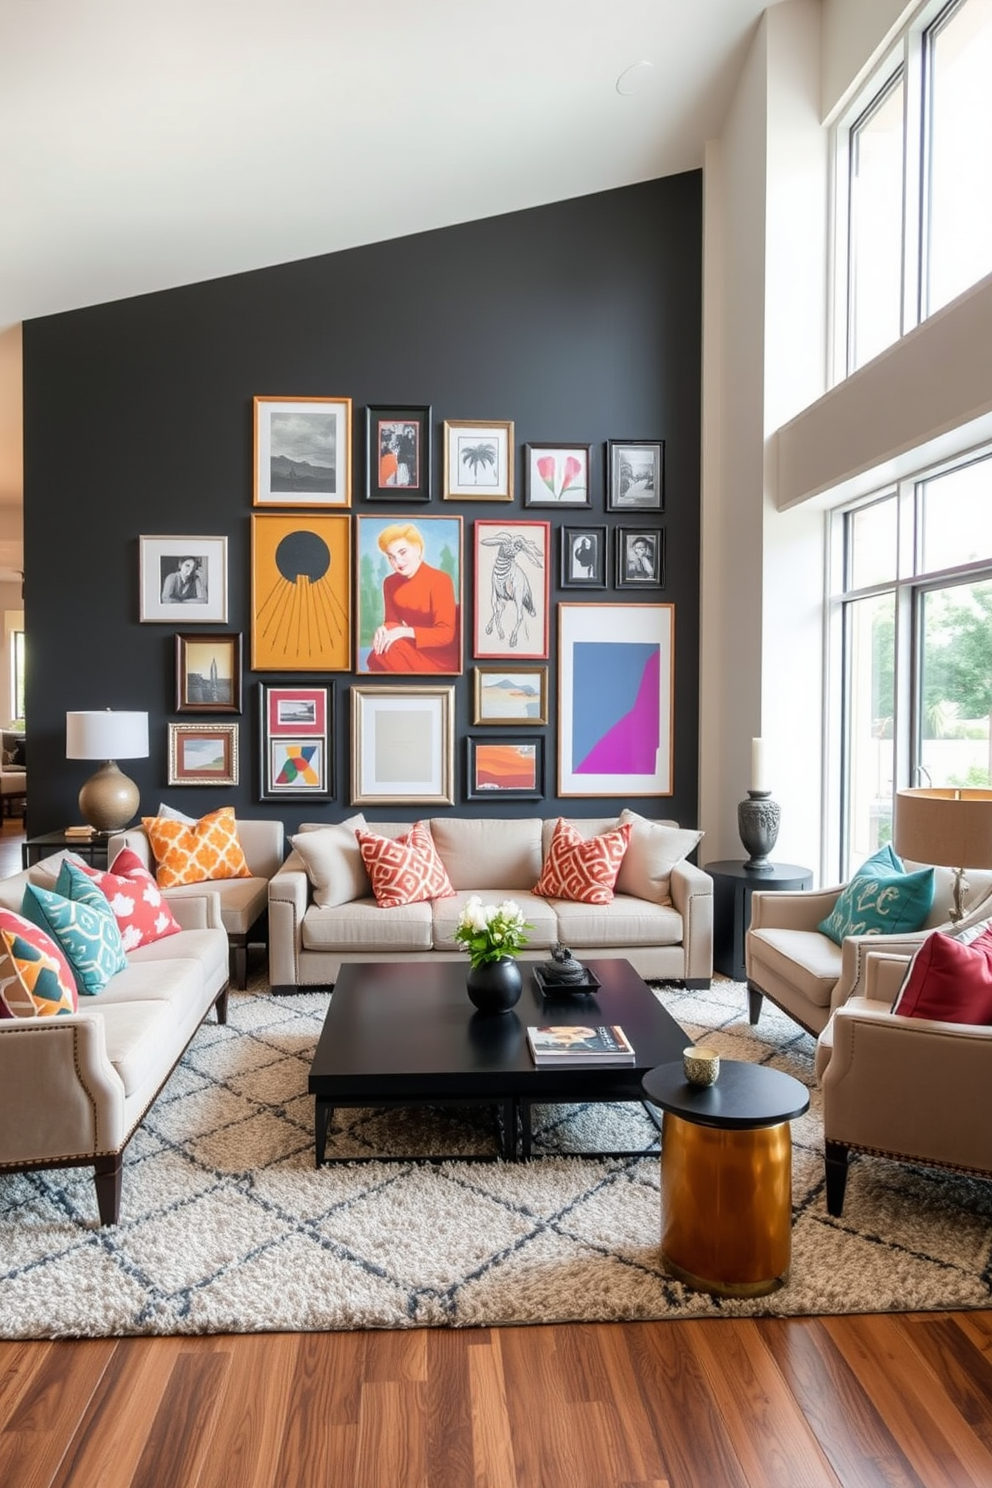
[357,517,462,675]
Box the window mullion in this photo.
[902,26,925,336]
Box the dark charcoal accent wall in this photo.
[23,173,702,837]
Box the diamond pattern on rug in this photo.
[2,977,992,1339]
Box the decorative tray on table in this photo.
[533,966,602,997]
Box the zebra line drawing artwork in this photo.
[480,529,545,650]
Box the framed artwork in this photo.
[364,404,432,501]
[606,440,665,512]
[167,722,239,786]
[523,443,592,506]
[139,536,228,623]
[466,737,544,801]
[251,512,351,671]
[350,685,455,806]
[615,527,665,587]
[557,602,674,797]
[443,419,513,501]
[174,632,243,714]
[253,395,352,507]
[473,519,550,660]
[473,665,548,725]
[560,525,607,589]
[258,683,331,799]
[355,514,462,675]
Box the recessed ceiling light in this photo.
[616,60,654,96]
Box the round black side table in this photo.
[643,1059,810,1297]
[705,859,812,982]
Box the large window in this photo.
[841,0,992,376]
[831,451,992,877]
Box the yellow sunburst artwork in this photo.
[251,513,351,670]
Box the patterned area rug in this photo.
[2,978,992,1339]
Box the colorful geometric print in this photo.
[356,821,455,908]
[0,929,77,1017]
[72,849,182,952]
[534,817,632,905]
[21,880,128,997]
[142,806,252,888]
[0,907,78,1009]
[275,744,321,788]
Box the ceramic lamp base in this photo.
[78,760,140,835]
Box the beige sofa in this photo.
[268,814,712,991]
[0,853,230,1225]
[110,819,285,989]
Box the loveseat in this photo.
[0,852,230,1225]
[267,812,712,992]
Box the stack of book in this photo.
[526,1024,635,1066]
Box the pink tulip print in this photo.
[530,448,588,502]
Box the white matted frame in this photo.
[253,395,352,507]
[558,602,674,797]
[350,684,455,805]
[140,536,228,623]
[443,419,513,500]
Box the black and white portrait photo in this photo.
[160,554,206,605]
[140,535,229,623]
[560,526,607,588]
[617,528,664,587]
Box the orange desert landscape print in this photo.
[473,743,538,790]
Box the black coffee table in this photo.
[308,958,688,1164]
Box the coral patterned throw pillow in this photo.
[356,822,455,908]
[72,848,183,951]
[534,818,632,905]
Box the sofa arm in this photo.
[162,889,224,931]
[670,860,713,983]
[268,853,310,988]
[108,827,153,872]
[0,1013,126,1164]
[748,884,842,933]
[830,930,931,1013]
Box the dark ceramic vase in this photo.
[466,956,523,1014]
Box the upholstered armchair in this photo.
[816,950,992,1215]
[745,864,992,1036]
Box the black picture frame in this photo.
[615,527,665,587]
[466,735,544,801]
[560,525,607,588]
[606,439,665,512]
[523,443,593,507]
[257,681,333,800]
[364,404,432,501]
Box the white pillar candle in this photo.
[751,737,767,793]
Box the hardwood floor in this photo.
[3,827,991,1484]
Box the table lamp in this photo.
[66,710,149,834]
[893,787,992,924]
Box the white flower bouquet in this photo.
[453,895,532,969]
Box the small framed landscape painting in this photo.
[258,683,332,799]
[174,632,243,714]
[606,440,665,512]
[466,737,544,801]
[364,404,432,502]
[523,443,592,506]
[443,419,513,501]
[167,722,239,787]
[253,395,352,508]
[473,665,548,725]
[139,536,228,623]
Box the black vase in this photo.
[466,956,523,1014]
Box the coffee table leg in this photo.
[498,1099,516,1160]
[519,1100,532,1160]
[315,1100,333,1167]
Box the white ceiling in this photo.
[0,0,774,578]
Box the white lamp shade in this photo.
[66,710,149,761]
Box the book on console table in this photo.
[526,1024,635,1065]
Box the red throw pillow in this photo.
[892,928,992,1023]
[356,821,455,908]
[74,848,183,952]
[0,908,78,1016]
[534,818,632,905]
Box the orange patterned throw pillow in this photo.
[142,806,252,888]
[356,821,455,908]
[534,818,632,905]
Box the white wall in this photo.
[820,0,918,118]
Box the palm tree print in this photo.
[460,440,497,484]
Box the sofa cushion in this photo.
[0,907,78,1013]
[534,818,632,905]
[290,814,369,907]
[551,895,685,949]
[302,900,434,953]
[615,810,702,903]
[429,817,543,891]
[0,928,77,1017]
[748,927,843,1009]
[142,806,253,888]
[158,875,268,936]
[432,890,559,951]
[818,846,935,946]
[892,928,992,1023]
[22,875,128,997]
[357,821,455,908]
[71,848,183,951]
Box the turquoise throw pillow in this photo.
[817,846,935,947]
[21,871,128,996]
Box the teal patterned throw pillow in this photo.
[21,872,128,996]
[817,846,935,947]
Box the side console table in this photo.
[705,859,812,982]
[22,830,110,871]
